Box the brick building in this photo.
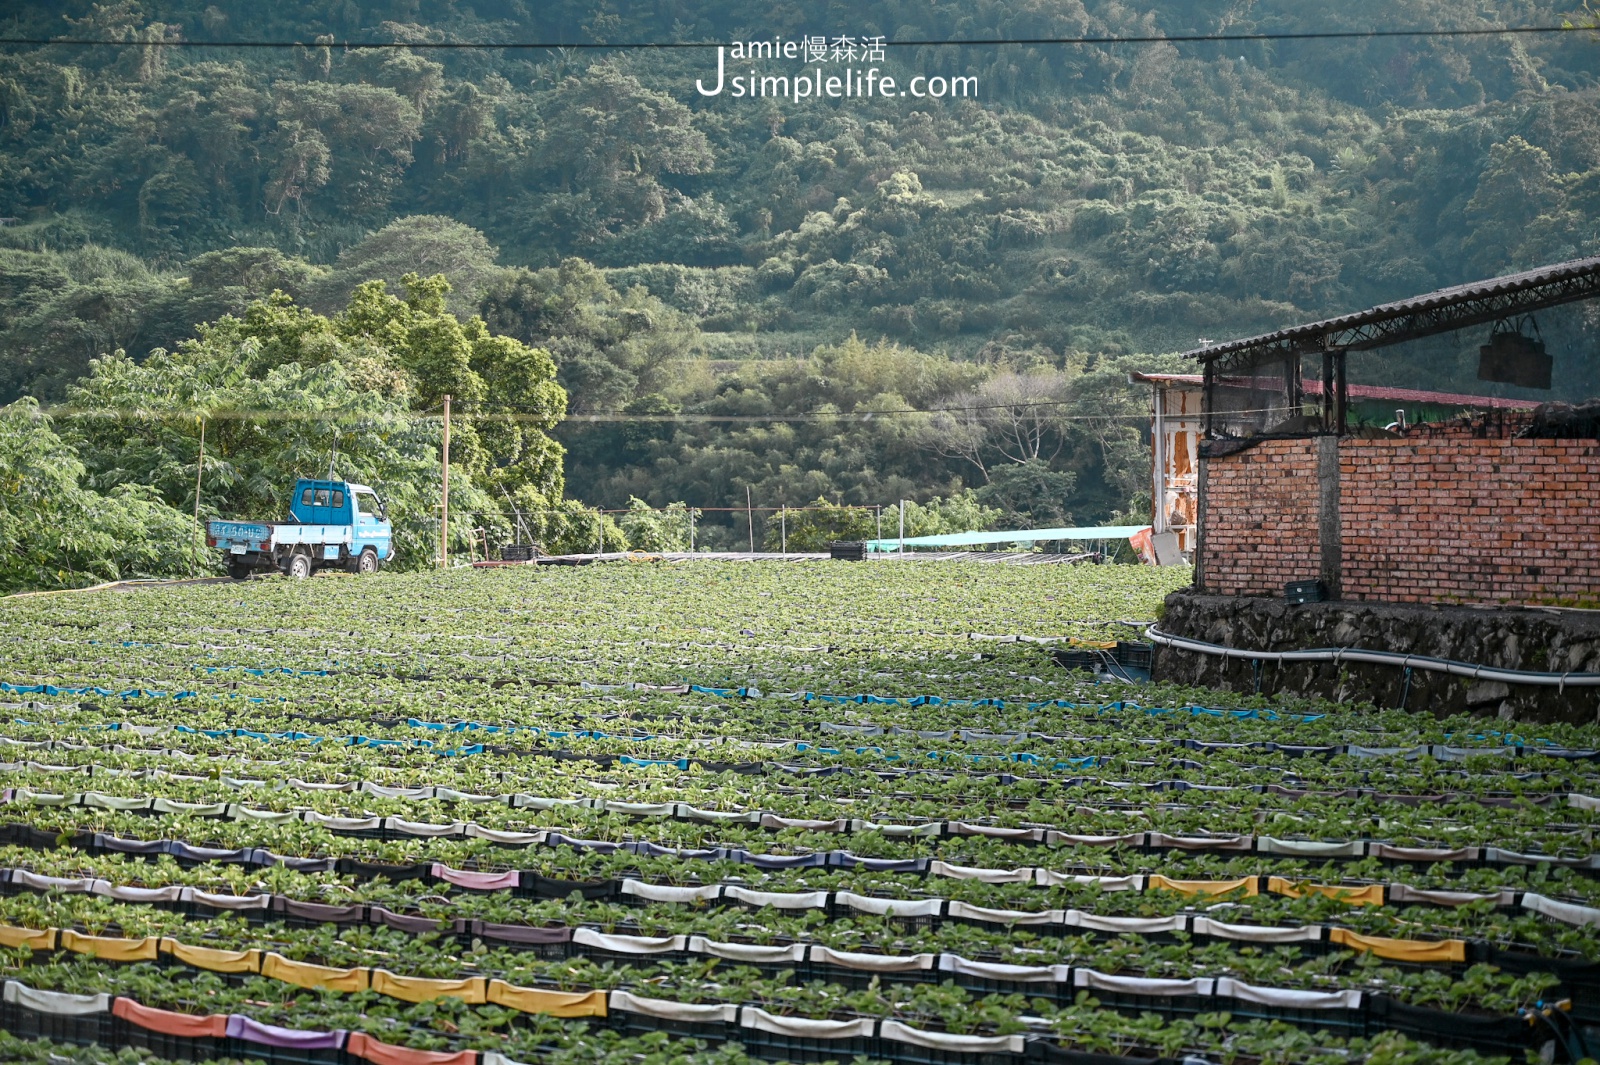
[1181,257,1600,609]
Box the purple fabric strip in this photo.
[225,1014,345,1049]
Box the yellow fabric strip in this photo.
[487,979,609,1017]
[1146,875,1258,898]
[59,929,159,961]
[1267,877,1385,907]
[1328,927,1466,962]
[0,924,56,951]
[261,952,371,993]
[371,969,487,1005]
[160,938,262,974]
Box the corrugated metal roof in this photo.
[1130,371,1535,409]
[1184,256,1600,363]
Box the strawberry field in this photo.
[0,562,1597,1065]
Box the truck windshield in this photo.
[354,492,382,517]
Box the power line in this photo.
[0,26,1582,51]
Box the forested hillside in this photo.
[0,1,1596,578]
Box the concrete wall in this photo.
[1155,592,1600,724]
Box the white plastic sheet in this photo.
[689,937,807,964]
[1523,892,1600,928]
[929,861,1032,884]
[1074,969,1212,997]
[937,955,1066,983]
[1061,911,1185,935]
[1257,837,1365,858]
[1191,917,1321,943]
[610,990,736,1023]
[723,886,828,910]
[945,900,1057,926]
[3,980,109,1015]
[573,929,687,954]
[621,880,722,903]
[1215,977,1361,1010]
[740,1007,875,1038]
[810,946,934,972]
[834,892,942,918]
[879,1020,1025,1054]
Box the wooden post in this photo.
[193,417,206,576]
[441,394,451,569]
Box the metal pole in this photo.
[1151,384,1166,535]
[440,394,451,569]
[595,511,602,557]
[781,505,787,557]
[898,500,905,557]
[193,417,205,576]
[875,505,882,542]
[746,486,754,553]
[689,508,695,552]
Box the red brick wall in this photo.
[1201,433,1600,606]
[1340,437,1600,605]
[1200,438,1322,596]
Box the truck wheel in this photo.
[227,558,252,581]
[287,553,312,580]
[356,548,379,575]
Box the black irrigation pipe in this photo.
[1147,626,1600,689]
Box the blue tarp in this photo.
[864,524,1149,551]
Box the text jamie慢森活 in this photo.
[695,36,976,101]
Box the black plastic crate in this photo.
[739,1026,877,1064]
[224,1038,345,1065]
[2,1001,115,1046]
[828,542,867,561]
[1285,579,1327,603]
[501,543,537,562]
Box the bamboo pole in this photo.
[440,394,451,569]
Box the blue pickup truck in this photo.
[207,478,395,580]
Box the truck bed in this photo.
[207,520,354,549]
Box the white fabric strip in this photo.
[604,801,678,817]
[610,990,737,1023]
[3,980,109,1016]
[723,886,828,910]
[834,892,942,918]
[679,806,761,823]
[1035,871,1144,891]
[740,1007,875,1038]
[937,955,1066,983]
[850,819,943,838]
[1569,793,1600,812]
[1387,885,1515,908]
[93,883,187,903]
[228,805,298,824]
[573,928,687,954]
[1485,848,1600,870]
[621,880,721,903]
[191,890,271,911]
[1061,911,1185,935]
[151,798,228,816]
[1191,917,1321,943]
[810,946,934,972]
[1046,832,1147,848]
[948,822,1045,842]
[1256,837,1365,858]
[1523,893,1600,928]
[879,1020,1025,1054]
[689,937,807,964]
[464,825,547,844]
[10,870,97,893]
[1147,832,1253,851]
[360,782,434,799]
[1368,843,1479,862]
[1215,977,1361,1010]
[434,787,504,803]
[945,900,1057,926]
[383,817,465,837]
[929,861,1032,884]
[81,793,151,811]
[761,814,849,832]
[303,812,382,831]
[1074,969,1212,997]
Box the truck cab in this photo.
[207,478,394,579]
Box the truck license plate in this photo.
[230,545,247,555]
